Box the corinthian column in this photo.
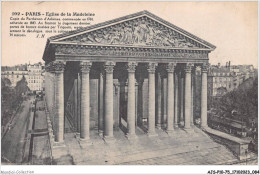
[201,63,208,128]
[104,61,116,139]
[126,62,137,138]
[156,72,162,129]
[147,62,158,137]
[174,70,179,128]
[166,62,176,133]
[51,61,66,143]
[184,63,193,130]
[191,68,194,126]
[98,72,104,134]
[80,61,92,140]
[179,71,184,125]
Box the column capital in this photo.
[147,62,158,73]
[46,61,66,73]
[127,62,138,73]
[201,63,209,73]
[104,61,116,73]
[184,63,194,73]
[166,62,177,73]
[80,61,92,73]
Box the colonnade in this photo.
[45,61,208,143]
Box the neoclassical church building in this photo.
[43,11,216,145]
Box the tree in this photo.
[1,78,14,127]
[1,78,11,87]
[15,76,29,96]
[1,78,12,102]
[216,87,227,96]
[212,76,258,125]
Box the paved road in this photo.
[1,97,33,164]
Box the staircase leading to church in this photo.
[52,121,254,165]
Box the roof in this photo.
[208,66,233,76]
[1,65,27,71]
[43,11,216,61]
[48,10,216,49]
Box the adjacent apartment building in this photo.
[1,62,45,93]
[1,64,28,87]
[208,61,256,97]
[27,62,45,92]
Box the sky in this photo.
[1,1,258,67]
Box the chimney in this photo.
[218,63,220,68]
[229,61,231,67]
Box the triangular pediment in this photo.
[50,11,215,50]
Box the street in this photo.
[1,97,33,164]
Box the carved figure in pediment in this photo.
[145,27,154,45]
[120,26,134,44]
[133,21,149,44]
[161,37,172,46]
[109,30,121,44]
[72,18,198,48]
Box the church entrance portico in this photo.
[43,10,216,145]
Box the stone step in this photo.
[109,141,221,164]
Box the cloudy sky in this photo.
[2,1,258,67]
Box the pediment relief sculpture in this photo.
[63,17,204,48]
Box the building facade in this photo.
[1,63,45,92]
[208,62,256,97]
[43,11,216,144]
[1,65,28,87]
[27,62,45,92]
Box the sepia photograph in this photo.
[1,1,259,174]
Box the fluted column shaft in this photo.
[80,62,92,140]
[50,73,55,125]
[201,64,208,128]
[191,71,194,126]
[184,63,193,129]
[147,63,157,135]
[127,62,137,136]
[74,78,78,131]
[166,63,176,132]
[104,62,115,138]
[180,72,184,124]
[98,73,104,132]
[45,72,50,111]
[48,61,66,143]
[156,73,162,129]
[174,71,179,127]
[51,73,56,122]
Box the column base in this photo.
[53,141,66,148]
[79,138,93,147]
[52,141,68,160]
[184,128,194,134]
[103,136,116,144]
[147,131,158,138]
[98,130,104,137]
[156,124,162,130]
[126,133,137,140]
